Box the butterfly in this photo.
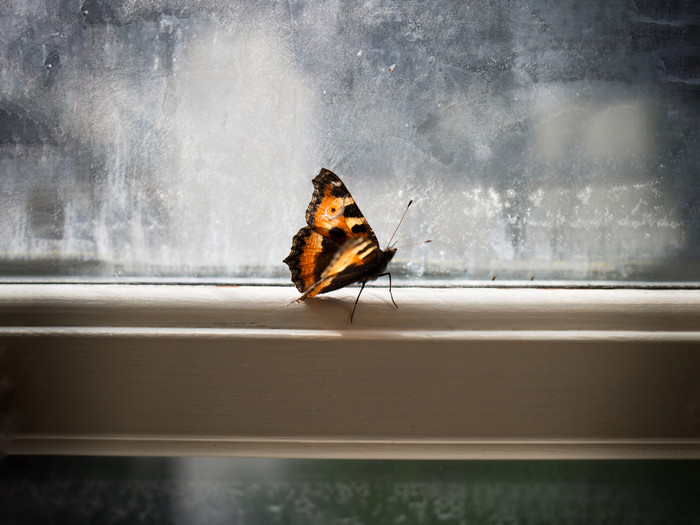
[284,168,409,322]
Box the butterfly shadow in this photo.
[294,295,350,317]
[292,288,398,324]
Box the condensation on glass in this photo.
[1,1,698,281]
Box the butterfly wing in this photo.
[283,226,341,293]
[305,168,379,245]
[284,168,386,299]
[295,237,382,301]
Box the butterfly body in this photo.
[284,169,397,314]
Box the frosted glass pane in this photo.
[1,1,698,280]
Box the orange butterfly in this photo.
[284,168,410,321]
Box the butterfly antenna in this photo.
[387,199,413,248]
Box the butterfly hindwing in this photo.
[283,226,342,293]
[297,237,382,300]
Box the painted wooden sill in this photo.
[1,284,699,459]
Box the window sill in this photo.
[2,284,699,459]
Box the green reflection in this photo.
[1,457,698,524]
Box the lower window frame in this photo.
[2,284,699,459]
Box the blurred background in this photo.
[1,456,699,524]
[1,0,698,281]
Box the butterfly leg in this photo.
[378,272,398,309]
[350,282,367,323]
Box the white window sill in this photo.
[1,284,699,459]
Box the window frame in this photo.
[2,283,699,459]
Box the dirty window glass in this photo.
[1,1,698,281]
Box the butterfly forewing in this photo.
[306,169,379,245]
